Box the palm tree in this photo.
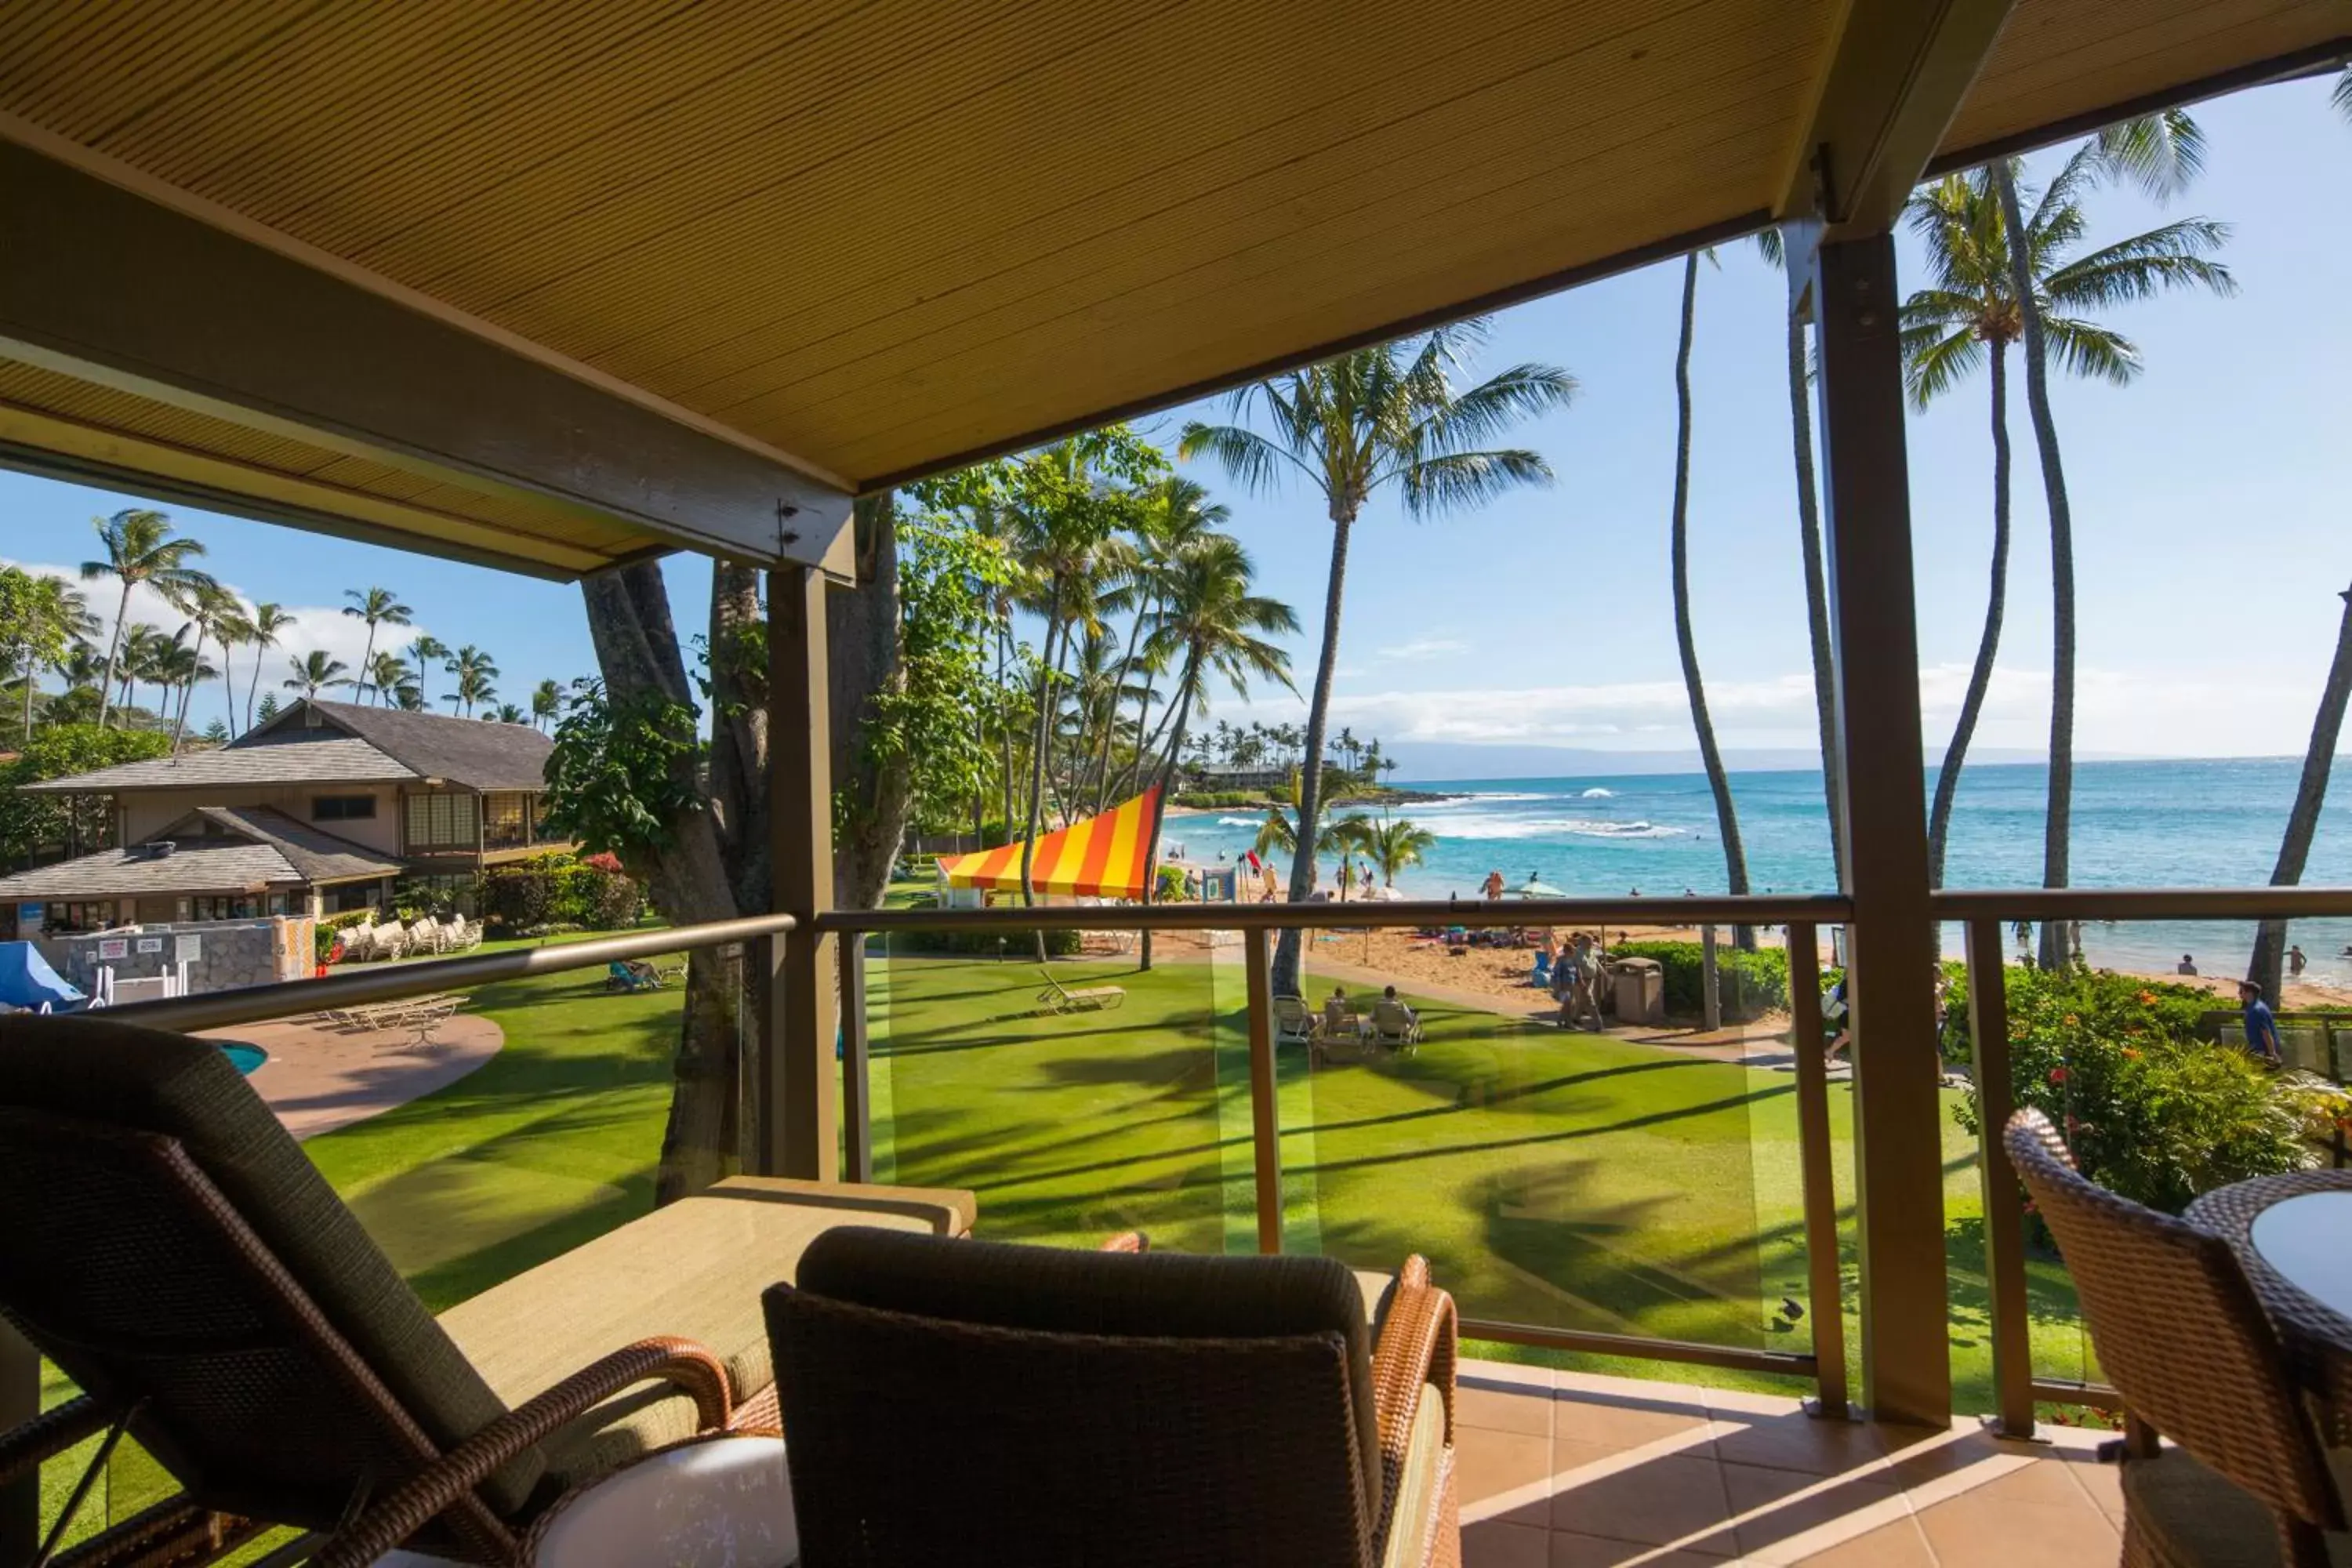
[162,582,240,749]
[119,623,166,719]
[491,702,528,724]
[1753,230,1844,878]
[409,634,450,702]
[151,626,217,741]
[283,649,352,700]
[445,644,499,717]
[1989,132,2234,963]
[244,603,295,731]
[209,602,254,738]
[390,683,426,711]
[1139,535,1298,789]
[1120,477,1233,798]
[1363,815,1437,886]
[9,575,93,741]
[80,510,213,729]
[367,652,412,707]
[2247,583,2352,1004]
[1667,252,1754,943]
[532,678,562,731]
[1181,320,1575,992]
[1901,169,2024,887]
[342,587,412,702]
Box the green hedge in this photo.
[478,851,645,933]
[1608,939,1791,1022]
[1942,964,2316,1214]
[1172,790,1268,808]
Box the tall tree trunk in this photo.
[21,653,34,741]
[1091,608,1147,814]
[1137,652,1202,973]
[1928,341,2013,888]
[828,495,909,911]
[1274,502,1356,997]
[97,581,131,729]
[1020,586,1065,960]
[996,621,1016,843]
[2248,583,2352,1004]
[170,624,205,749]
[357,626,378,704]
[581,563,750,1203]
[1124,598,1165,798]
[1992,162,2077,968]
[1786,308,1846,880]
[248,649,265,731]
[1668,253,1754,946]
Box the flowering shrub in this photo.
[1944,966,2310,1214]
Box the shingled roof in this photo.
[0,807,399,900]
[253,701,554,792]
[24,699,554,794]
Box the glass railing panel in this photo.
[862,924,1249,1252]
[1272,916,1802,1369]
[1945,913,2347,1422]
[33,929,735,1553]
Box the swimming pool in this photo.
[216,1041,268,1076]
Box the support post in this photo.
[1788,922,1849,1419]
[1965,919,2034,1436]
[768,564,838,1181]
[1812,230,1951,1428]
[1243,926,1283,1254]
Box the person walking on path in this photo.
[2238,979,2284,1066]
[1558,932,1605,1032]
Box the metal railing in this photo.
[95,913,797,1033]
[822,894,1854,1412]
[1929,885,2352,1437]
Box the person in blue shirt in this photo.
[2238,980,2283,1066]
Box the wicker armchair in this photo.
[0,1018,738,1565]
[2002,1109,2345,1567]
[764,1226,1461,1567]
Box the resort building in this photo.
[0,701,562,934]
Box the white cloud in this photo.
[1375,637,1469,662]
[4,556,437,696]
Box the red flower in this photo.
[2136,990,2157,1006]
[2048,1066,2069,1084]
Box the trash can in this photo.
[1612,957,1664,1027]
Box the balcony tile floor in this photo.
[1456,1360,2122,1566]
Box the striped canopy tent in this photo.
[941,788,1163,901]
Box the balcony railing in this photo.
[61,881,2352,1446]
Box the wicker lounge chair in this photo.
[0,1016,975,1566]
[1036,967,1126,1013]
[2002,1109,2345,1566]
[764,1226,1460,1567]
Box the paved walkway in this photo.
[202,1014,503,1140]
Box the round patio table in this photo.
[2186,1170,2352,1442]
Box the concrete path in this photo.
[203,1014,503,1140]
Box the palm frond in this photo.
[1176,422,1306,497]
[1400,448,1552,518]
[2093,109,2207,202]
[1417,363,1578,455]
[1901,325,1984,409]
[2042,219,2236,307]
[2038,315,2141,386]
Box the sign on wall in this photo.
[175,934,204,962]
[97,938,128,960]
[136,937,163,953]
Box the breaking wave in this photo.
[1580,787,1615,798]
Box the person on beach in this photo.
[1482,869,1505,901]
[2238,980,2283,1066]
[2176,954,2198,975]
[1559,933,1604,1031]
[2290,945,2308,977]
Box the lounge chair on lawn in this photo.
[1371,997,1425,1051]
[764,1226,1461,1566]
[0,1015,975,1566]
[1036,967,1126,1013]
[1272,994,1318,1047]
[604,959,663,993]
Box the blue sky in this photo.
[3,74,2345,760]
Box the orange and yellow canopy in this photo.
[940,788,1160,900]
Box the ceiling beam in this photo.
[1779,0,2020,238]
[0,126,853,573]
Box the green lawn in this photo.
[37,933,2102,1544]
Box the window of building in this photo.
[404,791,480,849]
[483,792,529,849]
[311,794,378,822]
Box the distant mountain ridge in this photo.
[1381,742,2152,782]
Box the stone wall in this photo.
[41,915,317,998]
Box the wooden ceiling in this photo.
[0,0,2339,572]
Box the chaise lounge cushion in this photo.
[437,1176,973,1485]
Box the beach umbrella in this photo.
[1510,878,1568,898]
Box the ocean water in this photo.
[1162,758,2352,981]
